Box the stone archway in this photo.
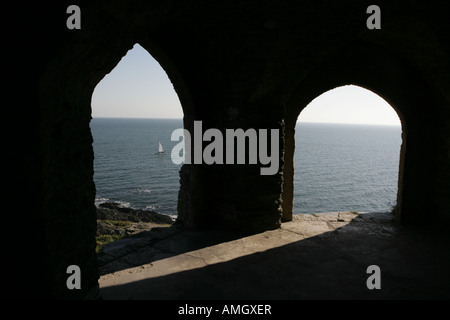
[37,35,196,298]
[26,2,450,300]
[281,41,442,226]
[290,85,402,216]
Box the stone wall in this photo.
[15,0,450,298]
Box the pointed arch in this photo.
[282,42,442,225]
[293,85,402,215]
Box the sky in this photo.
[91,44,182,119]
[91,44,401,126]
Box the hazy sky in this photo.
[91,44,401,126]
[91,44,182,119]
[299,85,400,126]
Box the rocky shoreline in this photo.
[96,202,175,251]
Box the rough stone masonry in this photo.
[14,1,450,299]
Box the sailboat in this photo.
[157,141,165,154]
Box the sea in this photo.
[90,118,402,217]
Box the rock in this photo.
[95,202,175,242]
[98,202,123,210]
[96,220,127,236]
[96,202,174,224]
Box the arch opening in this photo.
[291,85,403,216]
[90,43,184,251]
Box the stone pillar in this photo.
[176,116,209,228]
[281,116,295,222]
[210,119,284,233]
[37,76,100,299]
[434,117,450,222]
[176,104,285,234]
[396,106,450,225]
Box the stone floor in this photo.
[98,212,450,300]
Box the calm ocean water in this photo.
[90,118,401,217]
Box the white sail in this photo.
[158,141,164,153]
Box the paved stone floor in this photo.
[98,212,450,300]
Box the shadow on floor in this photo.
[97,224,244,276]
[99,212,450,299]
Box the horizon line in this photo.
[91,116,401,127]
